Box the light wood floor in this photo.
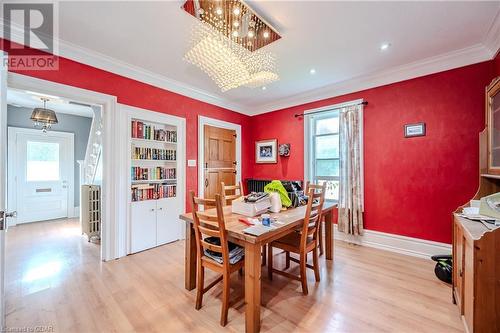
[5,219,463,332]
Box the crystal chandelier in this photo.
[183,0,280,92]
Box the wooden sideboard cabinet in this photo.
[452,77,500,333]
[452,215,500,333]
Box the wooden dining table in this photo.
[179,201,336,333]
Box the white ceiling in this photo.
[7,89,95,118]
[9,1,500,115]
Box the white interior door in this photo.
[8,128,74,224]
[0,50,8,329]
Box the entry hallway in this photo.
[4,219,463,332]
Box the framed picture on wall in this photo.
[404,122,426,138]
[256,139,278,164]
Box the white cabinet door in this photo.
[156,198,180,245]
[131,200,157,253]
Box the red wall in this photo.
[250,61,495,244]
[1,39,253,211]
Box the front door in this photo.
[203,125,236,199]
[8,128,73,224]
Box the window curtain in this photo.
[338,104,364,236]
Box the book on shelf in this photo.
[131,184,177,202]
[131,120,177,143]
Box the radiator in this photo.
[246,179,303,204]
[80,185,101,241]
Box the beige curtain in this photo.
[338,104,364,236]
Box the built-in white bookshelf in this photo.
[130,118,178,202]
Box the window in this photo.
[309,112,339,201]
[26,141,60,181]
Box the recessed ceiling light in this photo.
[248,30,255,38]
[233,7,240,15]
[309,68,316,75]
[232,30,239,37]
[215,7,223,15]
[262,86,267,90]
[380,42,391,51]
[233,21,240,28]
[263,31,270,39]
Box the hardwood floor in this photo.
[5,219,463,332]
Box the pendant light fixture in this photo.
[30,97,58,132]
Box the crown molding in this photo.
[2,20,252,115]
[250,43,493,115]
[3,18,497,117]
[483,8,500,57]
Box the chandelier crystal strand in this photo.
[184,20,279,92]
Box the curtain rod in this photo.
[294,101,368,118]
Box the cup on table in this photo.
[261,214,271,227]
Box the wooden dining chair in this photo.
[189,191,244,326]
[221,181,268,266]
[267,185,326,295]
[221,181,244,206]
[305,181,326,255]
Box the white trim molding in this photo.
[198,116,242,199]
[4,19,498,116]
[334,225,452,259]
[253,43,493,115]
[483,9,500,57]
[7,72,118,261]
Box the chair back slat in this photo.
[198,224,221,238]
[189,191,230,265]
[301,183,326,248]
[201,239,223,253]
[221,181,244,206]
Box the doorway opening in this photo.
[4,87,104,324]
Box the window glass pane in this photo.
[315,116,339,135]
[316,159,339,177]
[315,135,339,158]
[317,179,339,201]
[27,141,60,181]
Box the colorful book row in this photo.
[132,147,176,160]
[131,167,176,181]
[131,120,177,142]
[131,184,177,202]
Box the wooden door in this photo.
[204,125,236,199]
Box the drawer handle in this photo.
[459,269,463,277]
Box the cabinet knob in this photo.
[150,208,155,212]
[459,269,463,277]
[159,207,163,210]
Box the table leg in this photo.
[185,222,197,290]
[245,242,262,333]
[324,210,334,260]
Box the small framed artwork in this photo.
[256,139,278,163]
[279,143,291,157]
[404,123,426,138]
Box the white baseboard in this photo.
[70,206,80,218]
[334,225,451,259]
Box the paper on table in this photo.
[243,224,276,236]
